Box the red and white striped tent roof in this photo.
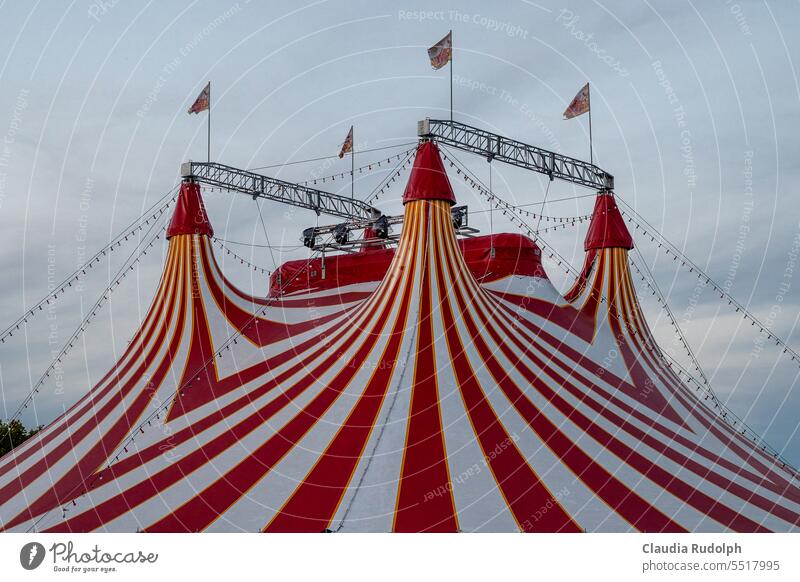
[1,141,798,532]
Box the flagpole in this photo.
[207,82,211,163]
[588,83,593,166]
[449,30,453,122]
[351,136,355,200]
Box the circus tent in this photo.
[0,140,798,532]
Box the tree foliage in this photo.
[0,420,42,458]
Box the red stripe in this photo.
[394,202,458,533]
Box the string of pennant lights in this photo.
[364,149,417,205]
[619,204,800,370]
[439,149,593,225]
[659,346,799,474]
[212,238,272,275]
[443,145,797,473]
[39,232,339,531]
[630,247,712,388]
[444,144,800,385]
[0,191,177,347]
[3,223,167,456]
[443,145,789,456]
[439,147,593,286]
[18,148,800,527]
[299,148,416,187]
[631,248,797,472]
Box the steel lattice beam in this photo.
[181,161,381,221]
[418,118,614,191]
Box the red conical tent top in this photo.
[402,141,457,205]
[584,192,633,251]
[167,181,214,239]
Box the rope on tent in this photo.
[622,219,799,475]
[0,187,179,347]
[3,219,168,460]
[211,238,272,275]
[467,192,597,215]
[535,179,552,232]
[33,231,340,532]
[618,198,800,370]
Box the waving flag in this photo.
[563,82,590,119]
[428,32,452,70]
[188,82,210,114]
[338,126,354,159]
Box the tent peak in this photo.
[584,191,633,251]
[167,181,213,239]
[402,141,457,205]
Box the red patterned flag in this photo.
[338,125,353,158]
[563,83,590,119]
[188,82,210,114]
[427,32,452,70]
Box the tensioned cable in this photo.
[363,148,416,206]
[211,236,303,251]
[535,179,552,232]
[631,246,711,388]
[212,239,273,275]
[628,261,799,473]
[443,145,799,477]
[298,147,416,187]
[465,193,594,216]
[256,200,278,270]
[440,146,593,224]
[248,142,418,172]
[439,145,586,280]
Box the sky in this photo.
[0,0,799,465]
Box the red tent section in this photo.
[584,192,633,250]
[402,141,457,205]
[270,233,545,296]
[167,181,213,239]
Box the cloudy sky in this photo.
[0,0,799,464]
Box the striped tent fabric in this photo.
[0,141,798,532]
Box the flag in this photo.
[563,83,590,119]
[188,82,210,114]
[338,126,353,159]
[428,32,452,70]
